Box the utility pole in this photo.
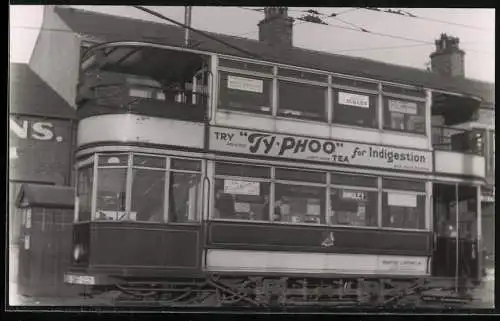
[184,6,192,46]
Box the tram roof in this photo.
[55,7,494,107]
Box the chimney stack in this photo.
[258,7,294,48]
[429,33,465,77]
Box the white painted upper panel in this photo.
[434,150,486,178]
[77,114,205,149]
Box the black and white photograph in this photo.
[8,5,495,313]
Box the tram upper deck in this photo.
[76,42,486,181]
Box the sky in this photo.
[10,6,495,83]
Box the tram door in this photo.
[432,184,479,279]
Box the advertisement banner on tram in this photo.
[209,126,433,172]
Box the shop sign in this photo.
[10,116,64,142]
[210,127,433,172]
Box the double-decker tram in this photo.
[66,41,486,308]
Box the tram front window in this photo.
[131,169,166,223]
[169,172,202,223]
[95,168,127,220]
[77,166,93,222]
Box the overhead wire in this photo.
[11,7,494,57]
[360,7,494,32]
[289,10,494,55]
[133,5,264,59]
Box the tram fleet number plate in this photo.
[64,274,96,285]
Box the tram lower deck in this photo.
[65,146,484,307]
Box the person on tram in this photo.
[214,190,236,219]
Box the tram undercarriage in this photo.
[79,274,478,308]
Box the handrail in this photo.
[432,125,484,156]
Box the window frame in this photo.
[209,160,431,231]
[212,161,272,222]
[95,158,129,220]
[167,157,204,224]
[381,93,427,135]
[82,152,204,224]
[130,155,167,223]
[217,68,274,115]
[328,179,380,229]
[215,57,434,138]
[276,78,329,122]
[381,187,427,231]
[75,163,94,223]
[331,86,380,129]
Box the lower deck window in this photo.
[329,188,377,227]
[382,192,426,229]
[274,184,325,224]
[169,172,202,223]
[213,178,270,221]
[77,166,93,222]
[131,168,165,222]
[87,153,203,223]
[95,168,127,220]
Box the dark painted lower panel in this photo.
[88,222,201,270]
[207,221,432,256]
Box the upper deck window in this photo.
[383,97,426,134]
[332,89,378,128]
[277,81,327,121]
[218,71,273,114]
[382,84,426,134]
[78,45,210,122]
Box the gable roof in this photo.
[9,63,76,119]
[55,7,494,106]
[15,184,75,209]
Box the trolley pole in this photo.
[184,6,192,46]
